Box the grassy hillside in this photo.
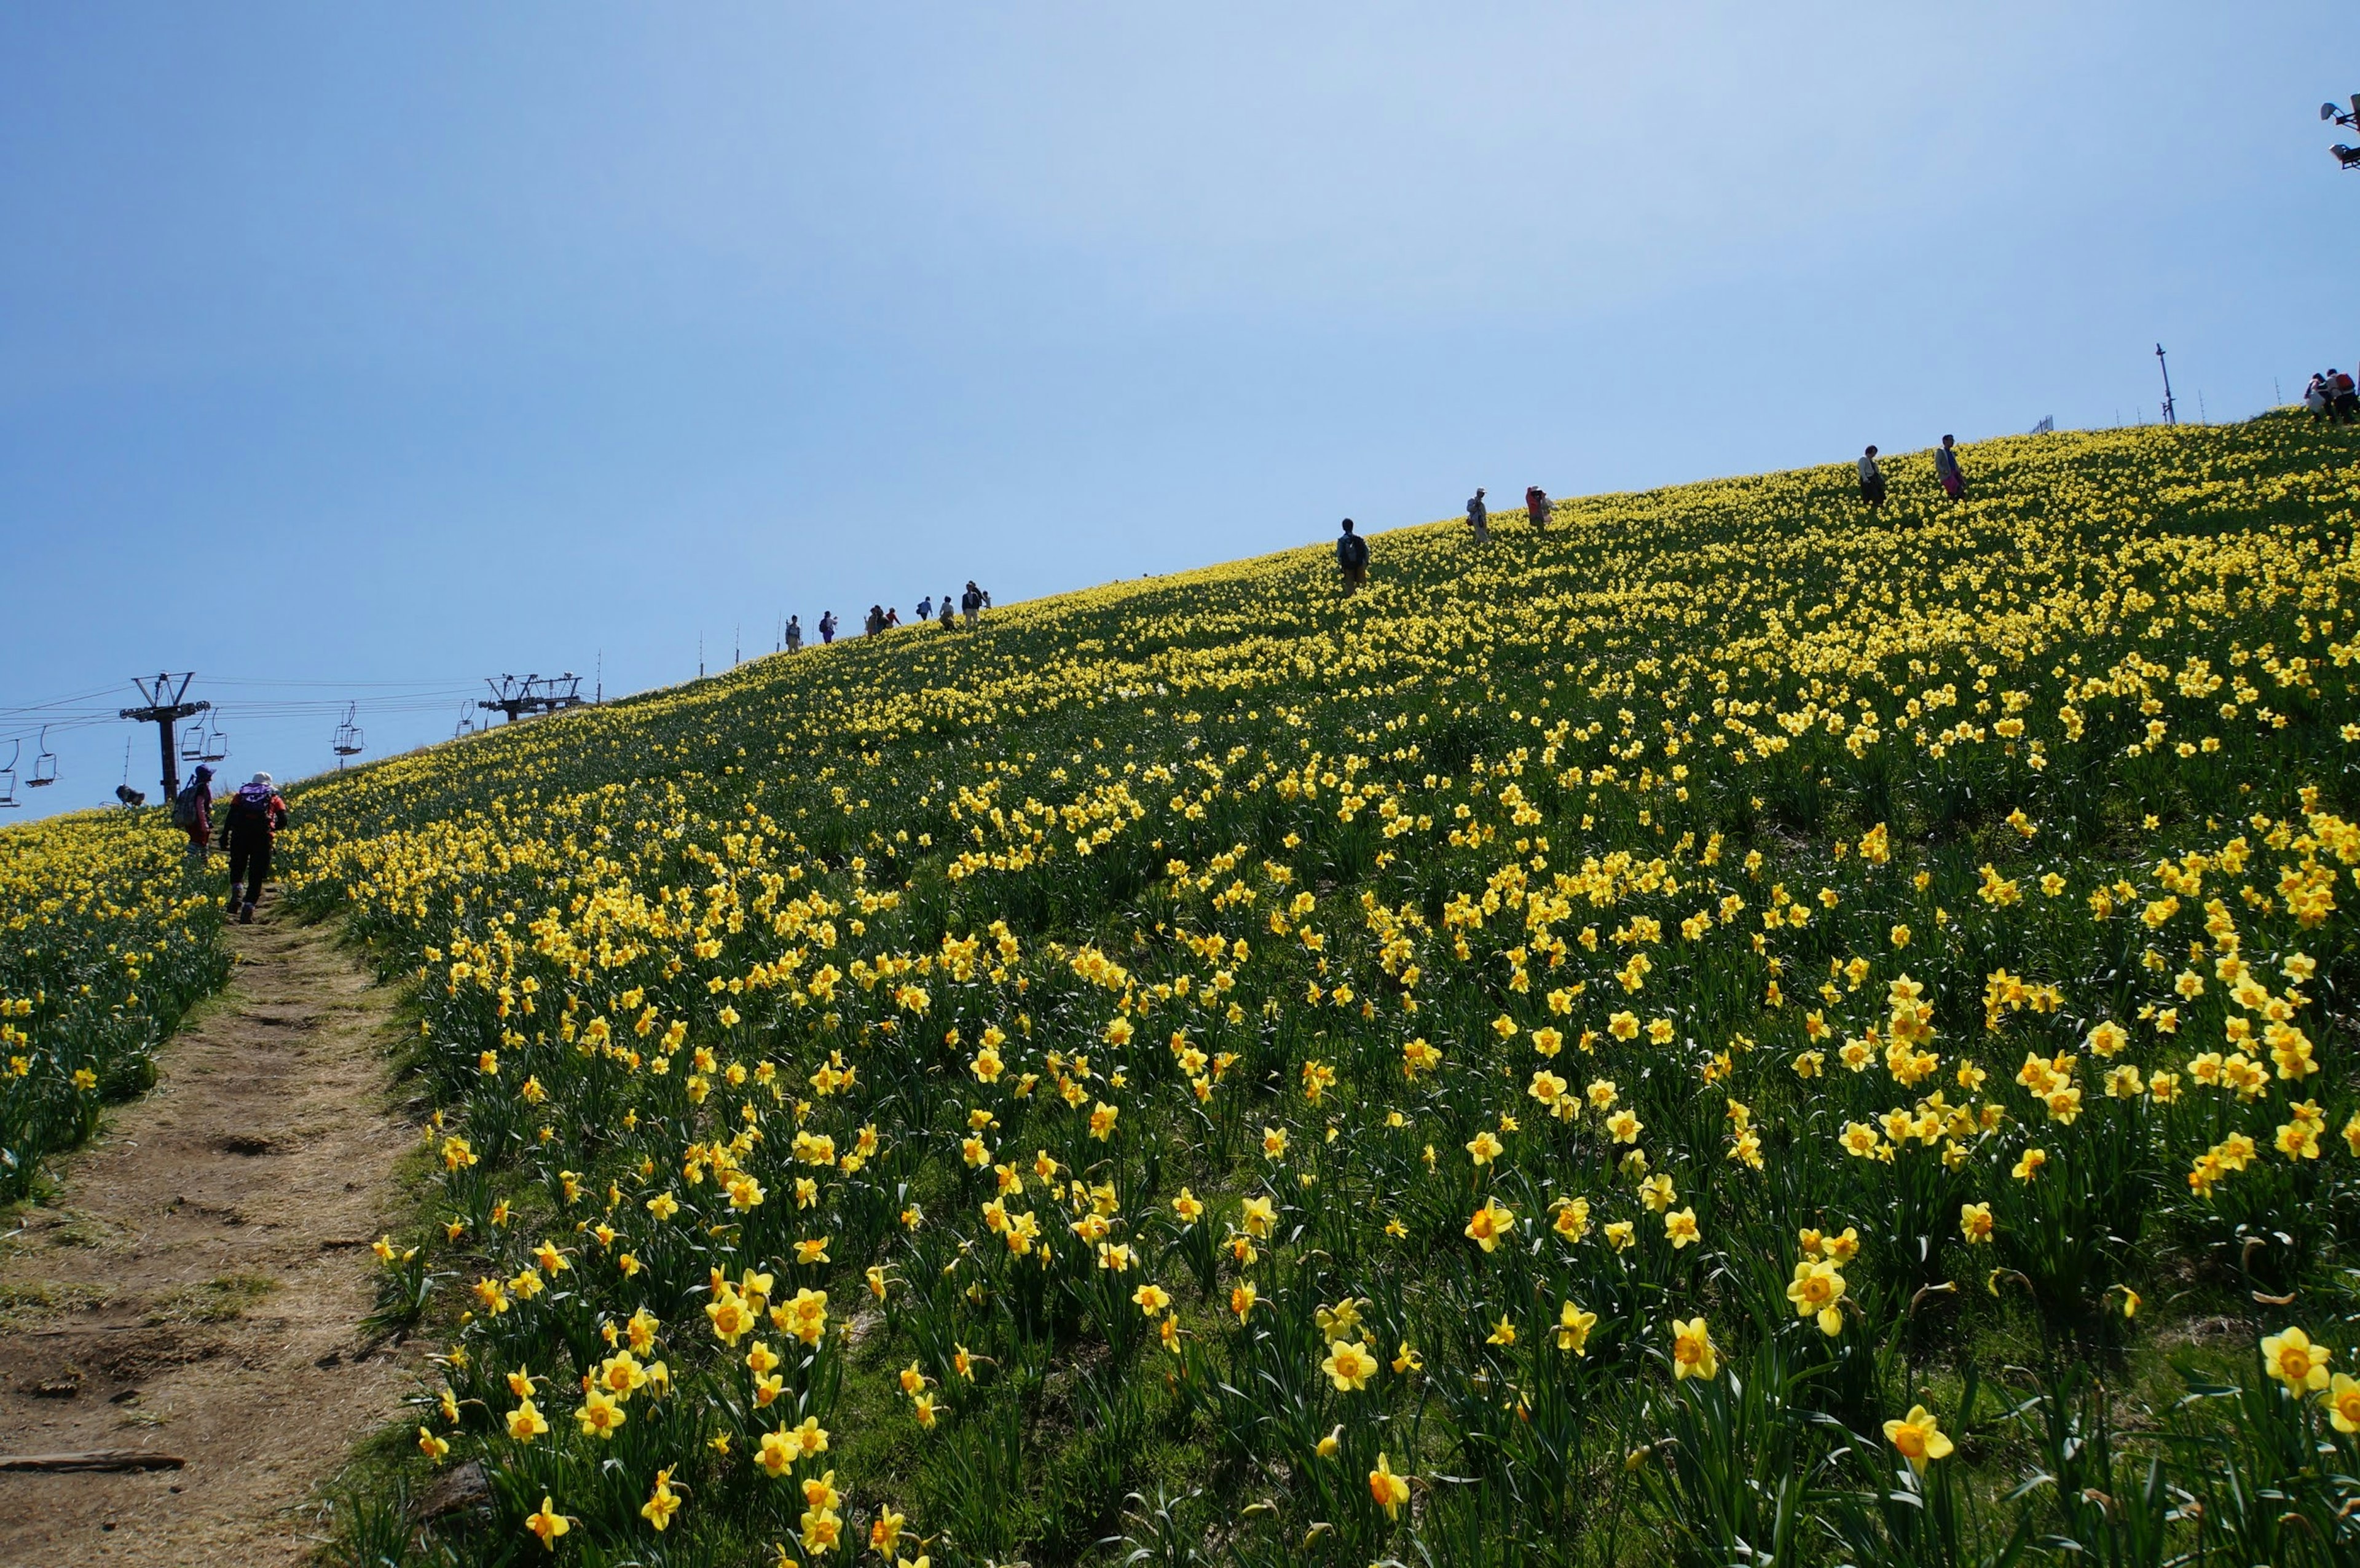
[266,414,2360,1565]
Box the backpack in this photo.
[171,782,205,831]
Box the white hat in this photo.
[251,772,273,787]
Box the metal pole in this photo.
[2155,344,2177,426]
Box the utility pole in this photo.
[119,673,208,803]
[2155,344,2177,427]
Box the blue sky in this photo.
[2,4,2353,818]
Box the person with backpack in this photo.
[819,610,837,645]
[2330,370,2359,423]
[1525,485,1549,533]
[221,772,288,923]
[1857,445,1886,509]
[785,615,803,653]
[1465,487,1489,543]
[171,764,215,869]
[916,594,934,623]
[1933,435,1965,500]
[1337,518,1369,592]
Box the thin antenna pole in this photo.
[596,649,603,705]
[2155,344,2177,426]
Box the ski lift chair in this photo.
[0,741,18,808]
[202,718,228,763]
[332,702,365,758]
[179,722,205,762]
[28,726,57,787]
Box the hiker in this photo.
[1933,435,1965,500]
[2332,370,2359,422]
[886,606,901,628]
[938,597,955,630]
[1525,485,1549,532]
[221,772,288,924]
[785,615,803,653]
[819,610,837,645]
[916,594,933,622]
[1858,446,1886,509]
[961,581,984,627]
[864,606,883,636]
[2305,374,2332,418]
[1466,487,1489,542]
[1337,518,1369,592]
[171,764,215,869]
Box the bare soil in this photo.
[0,898,414,1567]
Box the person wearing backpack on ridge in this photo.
[1337,518,1370,592]
[221,772,288,923]
[1465,487,1489,543]
[171,763,215,870]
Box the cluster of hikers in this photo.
[1856,436,1969,510]
[1335,441,1986,589]
[2303,371,2359,421]
[171,764,289,923]
[779,583,991,651]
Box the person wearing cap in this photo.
[1525,485,1550,533]
[221,772,289,923]
[1465,487,1489,543]
[173,764,216,869]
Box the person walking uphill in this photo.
[1465,487,1489,543]
[1525,485,1549,533]
[221,772,288,924]
[1857,446,1886,510]
[1337,518,1370,592]
[171,763,215,870]
[1933,435,1965,500]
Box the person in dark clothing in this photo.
[173,764,215,870]
[1337,518,1369,591]
[1934,435,1965,500]
[1525,485,1549,532]
[819,611,837,645]
[961,582,985,626]
[1465,487,1489,543]
[1858,445,1886,509]
[221,772,289,923]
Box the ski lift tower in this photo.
[2155,345,2177,427]
[119,672,210,802]
[2322,94,2360,168]
[477,673,586,724]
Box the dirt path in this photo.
[0,901,414,1567]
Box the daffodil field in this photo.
[90,414,2360,1562]
[0,811,228,1201]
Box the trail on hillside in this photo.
[0,902,413,1568]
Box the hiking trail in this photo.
[0,900,414,1566]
